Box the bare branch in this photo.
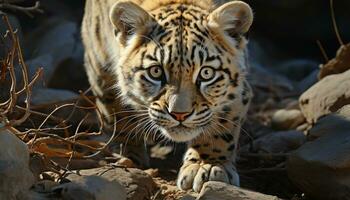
[0,1,43,17]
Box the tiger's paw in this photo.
[176,150,239,192]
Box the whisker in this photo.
[112,113,149,126]
[213,116,253,142]
[121,117,149,155]
[108,109,148,117]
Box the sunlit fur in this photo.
[82,0,254,191]
[109,1,252,142]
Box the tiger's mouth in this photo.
[147,106,214,142]
[159,123,208,142]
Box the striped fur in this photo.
[82,0,253,192]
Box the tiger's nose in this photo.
[170,112,191,122]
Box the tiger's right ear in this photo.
[110,1,155,44]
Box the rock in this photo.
[32,180,59,193]
[249,64,295,93]
[25,54,54,87]
[0,14,23,57]
[338,104,350,118]
[241,130,306,153]
[29,19,78,61]
[25,19,83,87]
[277,59,318,81]
[31,88,78,105]
[196,181,281,200]
[308,105,350,140]
[296,69,319,94]
[25,191,53,200]
[53,175,126,200]
[0,128,35,200]
[181,195,197,200]
[296,123,309,132]
[287,115,350,200]
[66,166,156,200]
[47,56,89,92]
[271,109,306,130]
[319,44,350,79]
[299,69,350,124]
[247,38,281,68]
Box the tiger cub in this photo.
[82,0,253,192]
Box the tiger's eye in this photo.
[199,67,215,80]
[148,66,163,80]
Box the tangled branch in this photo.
[0,14,125,178]
[0,1,43,17]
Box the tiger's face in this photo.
[110,1,253,142]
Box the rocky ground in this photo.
[1,0,350,200]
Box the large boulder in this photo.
[308,105,350,140]
[65,166,157,200]
[296,69,319,94]
[30,88,78,105]
[0,14,23,57]
[299,69,350,124]
[194,181,282,200]
[287,111,350,200]
[53,175,127,200]
[24,18,86,90]
[271,109,306,130]
[0,128,35,199]
[240,130,306,154]
[276,59,319,81]
[319,44,350,80]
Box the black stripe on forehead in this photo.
[177,4,185,67]
[147,4,212,70]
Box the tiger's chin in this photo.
[159,125,204,142]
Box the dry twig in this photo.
[0,14,117,175]
[0,1,43,17]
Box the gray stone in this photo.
[0,14,23,57]
[27,18,85,89]
[0,129,35,200]
[47,55,89,92]
[338,105,350,118]
[53,175,126,200]
[31,88,78,105]
[287,115,350,200]
[277,59,318,81]
[66,166,156,200]
[241,130,306,153]
[25,54,54,86]
[299,69,350,124]
[308,105,350,140]
[181,195,197,200]
[196,181,281,200]
[24,191,55,200]
[319,44,350,79]
[271,109,306,130]
[296,69,319,93]
[31,20,78,62]
[249,64,295,92]
[32,180,59,193]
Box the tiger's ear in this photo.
[208,1,253,37]
[110,1,155,43]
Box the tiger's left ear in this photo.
[109,1,156,44]
[208,1,253,36]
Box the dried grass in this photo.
[0,14,122,179]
